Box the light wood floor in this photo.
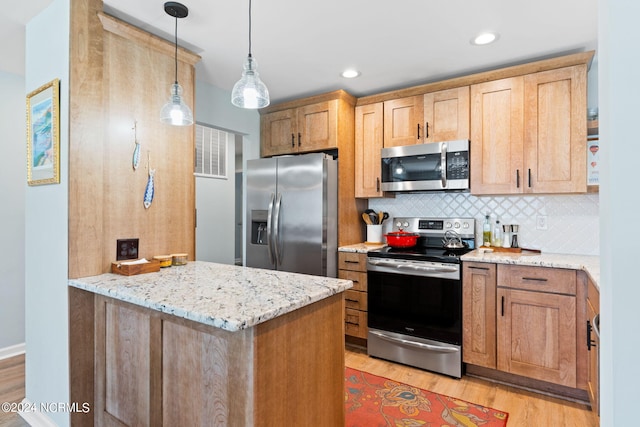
[1,350,599,427]
[346,345,599,427]
[0,354,29,427]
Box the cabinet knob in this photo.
[291,133,295,148]
[298,132,301,147]
[376,177,380,193]
[425,121,429,138]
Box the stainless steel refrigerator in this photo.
[246,153,338,277]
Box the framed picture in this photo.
[26,78,60,185]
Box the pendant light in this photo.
[231,0,270,109]
[160,2,193,126]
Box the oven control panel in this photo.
[393,217,475,238]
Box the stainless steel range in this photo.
[367,217,476,378]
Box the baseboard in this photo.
[0,343,25,360]
[18,399,59,427]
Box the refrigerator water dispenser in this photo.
[250,210,268,245]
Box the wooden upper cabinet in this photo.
[297,100,338,153]
[524,65,587,193]
[261,100,339,157]
[470,77,525,195]
[355,103,384,198]
[261,109,297,157]
[383,95,424,147]
[471,65,587,195]
[423,87,470,143]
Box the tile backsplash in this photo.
[368,192,600,256]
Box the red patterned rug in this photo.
[345,367,509,427]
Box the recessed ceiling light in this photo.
[341,69,360,78]
[471,32,499,46]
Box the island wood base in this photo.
[69,287,346,426]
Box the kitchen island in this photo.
[68,261,352,427]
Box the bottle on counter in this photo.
[483,214,491,247]
[502,224,511,248]
[492,219,503,247]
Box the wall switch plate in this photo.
[536,215,548,230]
[116,238,139,260]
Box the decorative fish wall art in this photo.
[132,121,141,170]
[143,151,155,209]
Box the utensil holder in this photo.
[366,224,383,243]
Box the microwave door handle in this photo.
[441,142,447,188]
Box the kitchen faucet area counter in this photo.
[68,261,351,427]
[69,261,353,331]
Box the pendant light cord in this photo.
[174,16,178,84]
[248,0,252,57]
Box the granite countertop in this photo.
[339,243,386,253]
[68,261,353,332]
[461,249,600,290]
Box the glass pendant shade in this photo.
[231,55,270,109]
[160,82,193,126]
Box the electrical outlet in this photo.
[116,238,139,260]
[536,215,548,230]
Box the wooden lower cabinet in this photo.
[462,262,497,368]
[463,262,589,400]
[78,290,345,427]
[497,287,577,387]
[339,252,368,340]
[586,275,600,414]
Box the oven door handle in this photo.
[397,264,458,274]
[370,331,459,353]
[368,259,457,274]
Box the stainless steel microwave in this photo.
[381,140,470,192]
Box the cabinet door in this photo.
[470,77,524,195]
[261,109,297,157]
[462,262,497,368]
[587,279,600,414]
[383,95,424,147]
[524,65,587,193]
[297,100,338,152]
[423,87,470,143]
[497,288,577,387]
[355,103,384,198]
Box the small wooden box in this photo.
[111,259,160,276]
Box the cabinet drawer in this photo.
[345,290,368,311]
[345,308,368,339]
[498,264,576,295]
[338,252,367,272]
[338,270,367,292]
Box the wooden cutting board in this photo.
[478,246,542,254]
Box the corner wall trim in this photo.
[18,399,58,427]
[0,343,25,360]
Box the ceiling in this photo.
[2,0,597,105]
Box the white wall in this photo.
[194,81,261,264]
[0,71,26,353]
[598,0,640,425]
[195,148,236,264]
[24,0,70,425]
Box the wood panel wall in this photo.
[68,0,200,279]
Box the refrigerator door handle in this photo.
[273,193,283,266]
[266,193,276,265]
